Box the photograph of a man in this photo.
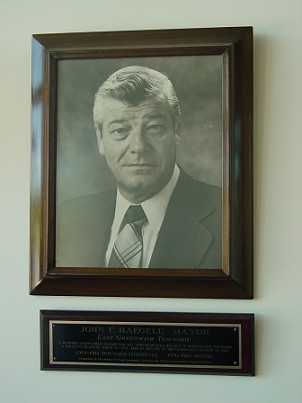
[57,65,222,269]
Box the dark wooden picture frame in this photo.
[30,27,253,298]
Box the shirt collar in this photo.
[115,165,180,234]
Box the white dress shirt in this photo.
[105,165,180,268]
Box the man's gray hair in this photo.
[93,65,181,134]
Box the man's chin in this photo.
[118,179,161,203]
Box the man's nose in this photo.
[129,129,149,153]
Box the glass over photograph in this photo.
[55,56,223,270]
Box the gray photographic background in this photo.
[56,55,223,207]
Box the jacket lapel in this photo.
[149,170,215,269]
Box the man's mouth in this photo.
[124,163,155,167]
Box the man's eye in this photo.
[147,124,163,132]
[111,128,128,137]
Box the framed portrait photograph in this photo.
[30,27,253,298]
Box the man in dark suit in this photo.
[56,66,222,269]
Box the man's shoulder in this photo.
[58,188,116,222]
[60,188,116,207]
[56,189,116,267]
[174,168,222,211]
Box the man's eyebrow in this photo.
[107,118,128,126]
[144,113,167,120]
[107,114,167,125]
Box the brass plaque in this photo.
[41,311,254,375]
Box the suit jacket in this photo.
[56,169,222,269]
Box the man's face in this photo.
[95,98,179,203]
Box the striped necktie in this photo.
[108,205,146,268]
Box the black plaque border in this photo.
[40,310,254,375]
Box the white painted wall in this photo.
[1,1,302,402]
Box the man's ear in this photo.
[95,125,105,155]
